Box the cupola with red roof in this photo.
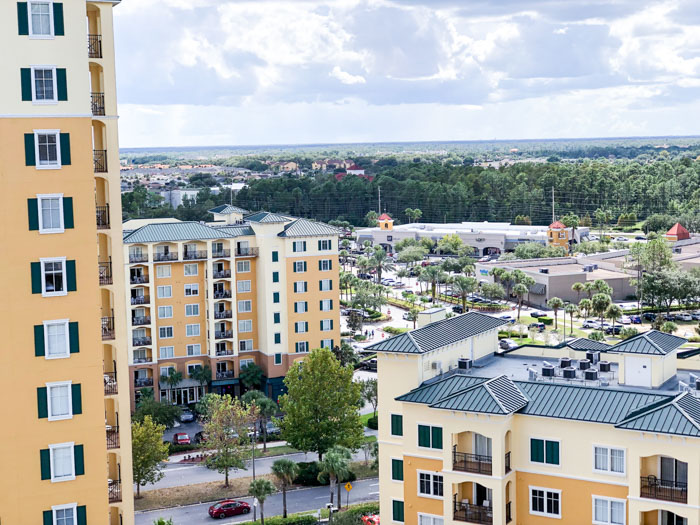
[377,213,393,231]
[549,220,566,229]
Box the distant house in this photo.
[160,189,200,207]
[347,164,365,175]
[666,222,690,242]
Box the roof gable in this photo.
[616,393,700,437]
[429,375,528,415]
[123,221,231,243]
[278,218,343,238]
[667,222,689,236]
[610,330,686,355]
[397,375,486,404]
[245,211,291,223]
[209,204,248,215]
[566,337,611,352]
[549,220,566,229]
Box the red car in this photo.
[172,432,191,445]
[209,500,251,519]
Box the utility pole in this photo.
[377,186,381,214]
[551,187,555,223]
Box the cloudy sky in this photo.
[113,0,700,148]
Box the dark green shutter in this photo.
[303,261,307,272]
[320,300,323,310]
[66,259,77,291]
[69,322,79,353]
[274,312,280,323]
[329,260,333,270]
[305,322,309,332]
[43,510,53,525]
[319,280,322,291]
[330,319,334,329]
[272,251,278,262]
[71,384,82,415]
[37,387,48,418]
[274,333,281,344]
[31,261,42,294]
[294,303,298,313]
[56,68,67,101]
[318,260,322,270]
[273,271,279,282]
[318,240,322,250]
[63,197,74,228]
[17,3,28,35]
[25,133,36,166]
[40,448,51,479]
[59,133,71,165]
[53,3,64,35]
[77,506,87,525]
[74,444,84,475]
[330,300,333,309]
[303,241,307,251]
[431,426,443,449]
[531,439,544,463]
[418,424,430,447]
[21,68,32,101]
[34,325,45,356]
[28,198,39,230]
[294,323,298,333]
[391,414,403,436]
[392,501,404,522]
[546,441,560,465]
[329,280,333,290]
[392,459,404,481]
[273,292,279,303]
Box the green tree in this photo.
[452,275,477,311]
[605,304,623,334]
[564,303,578,337]
[160,368,183,395]
[404,208,423,223]
[371,247,395,283]
[571,282,585,301]
[242,390,279,452]
[240,362,263,390]
[513,283,529,320]
[279,348,364,459]
[318,445,352,506]
[591,293,612,326]
[361,378,378,417]
[589,331,605,342]
[406,307,420,329]
[661,321,678,334]
[578,298,593,319]
[397,245,427,267]
[133,397,181,429]
[152,519,174,525]
[560,214,580,254]
[437,233,463,254]
[132,416,170,498]
[481,282,505,302]
[546,297,565,330]
[249,478,276,525]
[190,364,212,390]
[332,341,358,368]
[420,266,443,299]
[365,211,378,227]
[271,459,299,518]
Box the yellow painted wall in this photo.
[403,456,444,525]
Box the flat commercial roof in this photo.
[521,263,629,280]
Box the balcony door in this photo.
[473,483,492,508]
[184,243,196,257]
[237,241,249,254]
[473,434,492,457]
[660,511,688,525]
[660,457,688,485]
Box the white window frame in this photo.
[293,241,306,252]
[159,326,174,339]
[46,381,72,421]
[160,365,175,376]
[592,445,626,476]
[417,514,444,525]
[321,319,333,331]
[184,283,199,296]
[240,358,254,368]
[49,442,75,483]
[156,265,171,278]
[530,436,561,467]
[320,279,332,291]
[186,324,200,337]
[185,303,199,317]
[321,299,333,311]
[237,280,252,293]
[274,353,282,364]
[34,129,61,170]
[295,301,307,313]
[296,341,309,353]
[44,319,70,360]
[321,339,333,349]
[37,193,64,233]
[319,239,332,251]
[159,346,174,359]
[295,321,308,333]
[30,65,58,104]
[52,502,78,525]
[416,470,444,499]
[187,344,201,356]
[28,0,55,39]
[237,260,251,273]
[529,486,562,519]
[238,319,253,333]
[184,263,198,276]
[158,305,173,319]
[294,281,307,293]
[41,256,67,297]
[157,285,172,299]
[293,261,305,273]
[320,259,332,271]
[238,300,253,313]
[592,495,626,525]
[187,363,202,376]
[239,339,254,352]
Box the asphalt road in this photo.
[136,477,379,525]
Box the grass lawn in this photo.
[255,444,301,458]
[360,413,377,427]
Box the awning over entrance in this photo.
[211,378,239,387]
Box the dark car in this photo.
[604,325,622,335]
[357,273,372,280]
[630,315,642,324]
[194,431,207,444]
[642,312,657,321]
[209,500,251,519]
[452,305,465,314]
[530,311,545,318]
[528,322,545,332]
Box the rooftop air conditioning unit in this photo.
[586,351,601,364]
[599,361,611,372]
[592,264,599,270]
[539,268,549,274]
[563,367,576,379]
[579,359,591,370]
[582,265,592,272]
[584,369,599,381]
[431,361,441,370]
[528,368,538,381]
[542,365,555,377]
[559,357,572,368]
[673,247,682,254]
[458,358,473,370]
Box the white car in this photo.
[499,338,518,350]
[582,320,600,329]
[615,236,628,242]
[588,235,599,241]
[619,316,631,325]
[677,313,693,322]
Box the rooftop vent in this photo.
[673,247,682,254]
[528,367,538,381]
[586,351,600,364]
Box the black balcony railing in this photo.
[215,330,233,339]
[108,479,122,503]
[133,336,152,346]
[640,476,688,504]
[98,259,112,285]
[454,497,493,525]
[213,270,231,279]
[131,295,150,306]
[216,349,234,356]
[183,250,208,260]
[129,253,148,263]
[91,92,105,116]
[216,370,235,379]
[212,249,231,258]
[94,149,107,173]
[453,448,493,475]
[88,34,102,58]
[106,426,120,449]
[505,502,512,524]
[505,451,511,474]
[130,274,149,285]
[96,204,110,229]
[104,371,117,395]
[235,247,259,257]
[132,316,151,326]
[214,290,232,299]
[101,317,115,340]
[133,355,152,364]
[134,377,153,388]
[215,310,232,320]
[154,252,178,261]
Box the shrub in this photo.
[366,415,378,430]
[248,514,319,525]
[383,326,409,335]
[168,443,200,454]
[294,462,321,486]
[539,316,553,325]
[353,334,367,341]
[341,331,353,337]
[620,327,639,340]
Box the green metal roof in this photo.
[278,218,343,238]
[245,211,291,223]
[397,375,486,404]
[566,338,611,352]
[430,376,528,415]
[366,312,508,354]
[209,204,248,215]
[615,393,700,437]
[610,330,686,356]
[214,225,255,237]
[123,222,233,244]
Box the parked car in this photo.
[478,256,491,262]
[619,316,631,325]
[692,312,700,321]
[615,236,628,242]
[402,311,413,320]
[676,313,693,322]
[634,235,647,240]
[604,325,622,335]
[179,409,195,423]
[452,305,465,314]
[172,433,191,445]
[499,315,515,324]
[588,235,599,241]
[209,500,251,519]
[630,315,642,324]
[499,338,518,350]
[263,421,281,437]
[643,312,657,321]
[528,322,545,332]
[582,320,600,329]
[530,311,545,318]
[357,273,372,280]
[194,431,207,444]
[359,358,377,371]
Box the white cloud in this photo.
[330,66,367,84]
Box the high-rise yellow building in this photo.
[0,1,133,524]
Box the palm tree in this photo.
[339,250,349,271]
[564,303,578,337]
[583,282,596,300]
[547,297,565,330]
[421,266,442,299]
[579,298,592,319]
[160,369,183,403]
[190,365,212,391]
[249,479,275,525]
[271,459,299,518]
[318,446,352,506]
[341,239,351,251]
[513,283,529,320]
[452,276,477,312]
[406,307,420,329]
[571,282,585,301]
[396,268,409,284]
[371,248,395,284]
[339,272,354,301]
[605,304,623,336]
[592,293,612,326]
[356,256,370,277]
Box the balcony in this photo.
[99,260,113,285]
[213,269,231,279]
[91,92,105,116]
[215,330,233,339]
[129,253,148,264]
[505,451,511,474]
[134,377,153,388]
[215,310,233,320]
[154,252,178,262]
[453,448,493,476]
[212,249,231,258]
[216,348,234,356]
[108,479,122,503]
[101,317,115,340]
[106,426,120,449]
[216,370,235,379]
[505,502,512,524]
[130,275,149,285]
[133,336,152,346]
[132,316,151,326]
[454,498,492,525]
[133,355,152,364]
[104,372,117,395]
[214,290,232,299]
[96,204,110,229]
[183,250,208,260]
[640,476,688,504]
[235,247,259,257]
[131,295,150,306]
[88,34,102,58]
[94,149,107,173]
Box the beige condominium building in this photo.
[0,1,133,524]
[369,309,700,525]
[123,207,341,408]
